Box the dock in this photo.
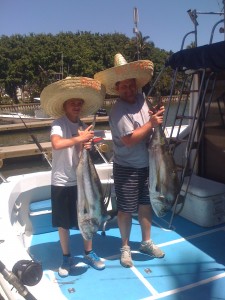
[0,115,109,167]
[0,142,52,161]
[0,116,109,132]
[0,121,111,168]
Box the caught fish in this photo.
[148,125,180,217]
[77,147,109,240]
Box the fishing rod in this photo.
[0,158,7,182]
[0,241,42,300]
[8,109,52,168]
[80,114,110,164]
[0,172,7,183]
[0,260,39,300]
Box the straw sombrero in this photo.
[40,77,106,118]
[94,53,154,95]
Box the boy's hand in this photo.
[78,125,94,143]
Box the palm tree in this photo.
[136,31,152,59]
[126,31,152,61]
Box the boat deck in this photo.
[27,213,225,300]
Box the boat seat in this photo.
[29,199,56,234]
[29,199,52,215]
[29,196,117,235]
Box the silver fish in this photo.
[148,126,180,217]
[77,148,108,240]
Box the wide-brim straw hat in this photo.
[94,53,154,95]
[40,77,106,118]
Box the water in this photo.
[0,127,51,147]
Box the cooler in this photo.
[177,175,225,227]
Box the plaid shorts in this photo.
[113,163,150,213]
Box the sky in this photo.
[1,0,225,53]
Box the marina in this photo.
[0,3,225,300]
[1,48,225,300]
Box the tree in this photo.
[0,32,171,103]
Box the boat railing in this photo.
[209,18,225,43]
[184,1,225,49]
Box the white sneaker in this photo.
[139,240,165,258]
[120,246,133,268]
[58,256,75,277]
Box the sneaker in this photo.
[120,246,133,268]
[84,251,105,270]
[58,256,75,277]
[139,240,165,258]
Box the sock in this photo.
[85,250,93,255]
[63,254,71,257]
[142,240,151,245]
[63,254,71,262]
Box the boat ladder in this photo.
[148,43,225,228]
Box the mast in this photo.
[60,53,64,79]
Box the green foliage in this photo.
[0,31,173,103]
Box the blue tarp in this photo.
[165,41,225,71]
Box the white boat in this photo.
[0,111,53,124]
[1,125,225,300]
[1,93,225,300]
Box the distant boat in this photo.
[0,111,54,124]
[33,97,41,102]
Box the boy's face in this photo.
[115,78,137,104]
[63,98,84,121]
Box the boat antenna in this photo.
[133,7,139,60]
[187,9,198,47]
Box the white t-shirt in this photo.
[51,116,85,186]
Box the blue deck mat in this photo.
[29,213,225,300]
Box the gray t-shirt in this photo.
[109,93,150,168]
[51,116,85,186]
